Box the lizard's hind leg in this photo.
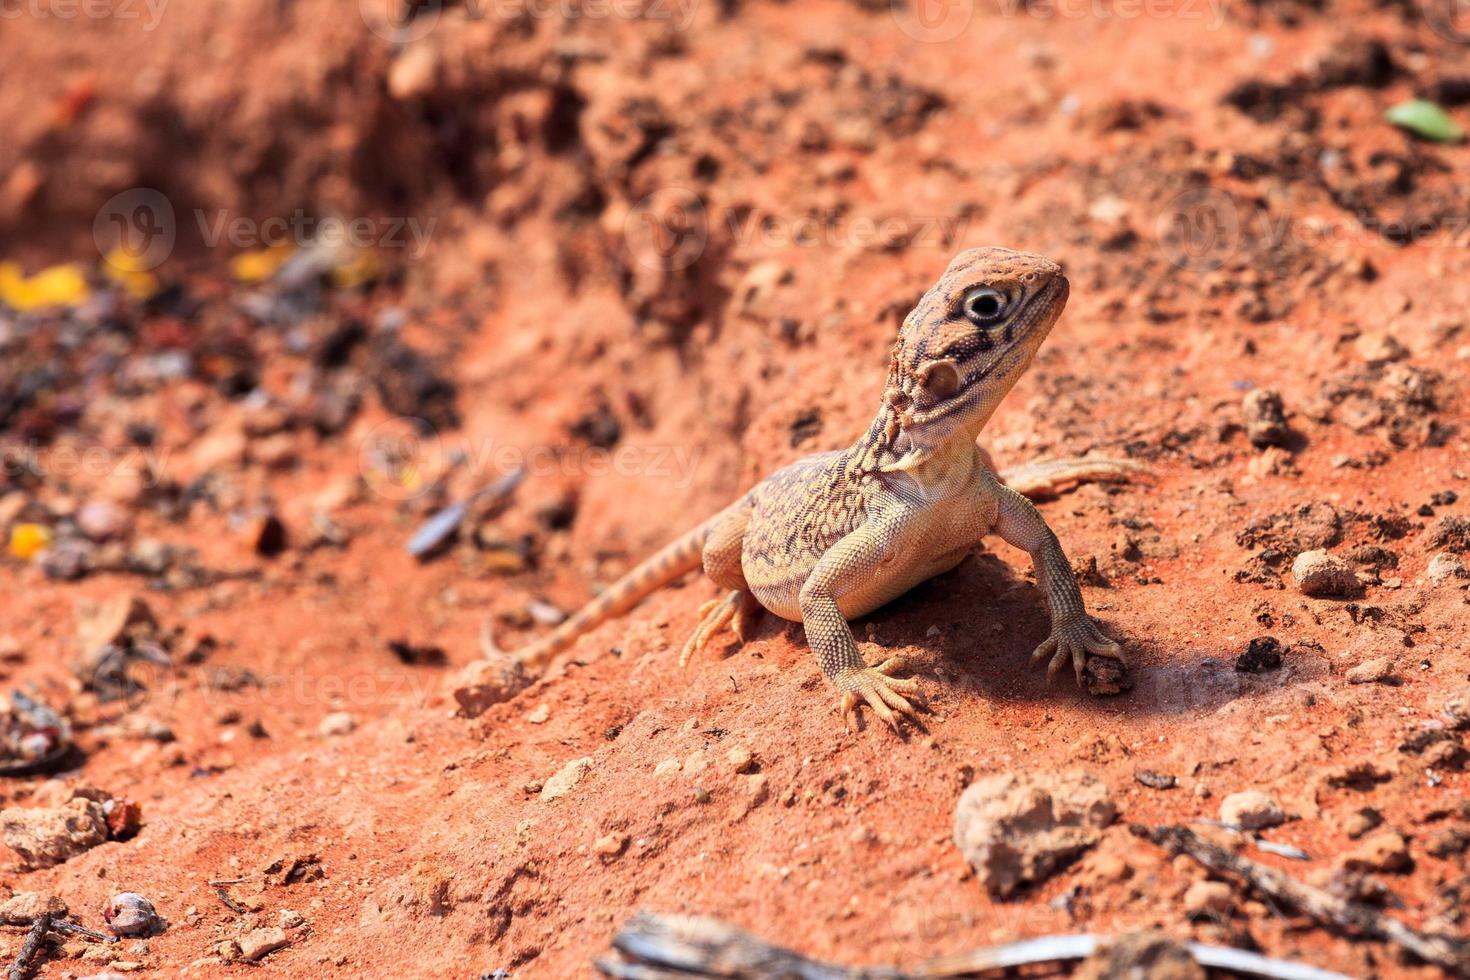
[680,504,759,668]
[681,590,743,668]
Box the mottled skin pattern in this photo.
[495,248,1135,730]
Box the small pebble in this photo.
[1183,880,1233,917]
[1346,657,1394,684]
[1427,552,1468,584]
[593,833,628,858]
[318,712,356,737]
[1292,550,1361,598]
[725,745,755,773]
[1219,790,1285,830]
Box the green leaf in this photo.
[1385,99,1465,144]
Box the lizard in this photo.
[457,246,1141,729]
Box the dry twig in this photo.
[1132,823,1470,976]
[7,915,52,980]
[597,912,1353,980]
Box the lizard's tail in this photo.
[487,515,719,673]
[985,450,1151,498]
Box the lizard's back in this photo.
[740,448,876,619]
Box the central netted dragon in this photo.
[456,247,1141,729]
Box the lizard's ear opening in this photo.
[918,360,962,400]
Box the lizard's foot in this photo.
[679,590,745,668]
[836,656,921,732]
[1031,616,1123,686]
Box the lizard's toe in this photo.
[836,658,921,733]
[679,590,743,669]
[1033,617,1125,687]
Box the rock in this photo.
[1442,687,1470,730]
[0,798,109,867]
[1423,739,1468,771]
[318,712,355,737]
[187,428,247,477]
[526,704,550,725]
[40,537,95,580]
[593,833,628,859]
[653,758,681,777]
[1354,333,1409,365]
[1291,550,1361,598]
[1183,880,1233,917]
[725,745,755,773]
[1424,516,1470,553]
[1219,790,1285,830]
[103,893,160,937]
[279,909,305,929]
[387,44,440,101]
[1427,552,1468,584]
[744,774,770,806]
[75,593,155,664]
[246,512,287,558]
[1083,655,1132,696]
[238,926,290,962]
[0,891,68,924]
[1074,931,1205,980]
[1242,388,1289,449]
[952,769,1116,898]
[76,501,133,542]
[450,659,531,718]
[1346,657,1394,684]
[1343,831,1411,873]
[1235,636,1282,674]
[1343,807,1383,839]
[540,757,593,801]
[250,433,298,470]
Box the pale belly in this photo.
[749,493,996,623]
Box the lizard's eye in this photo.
[961,288,1007,326]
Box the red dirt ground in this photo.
[2,0,1470,976]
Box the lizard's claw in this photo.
[1031,617,1123,686]
[836,656,921,733]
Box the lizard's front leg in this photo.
[990,477,1123,684]
[797,519,921,731]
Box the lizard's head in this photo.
[881,247,1068,469]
